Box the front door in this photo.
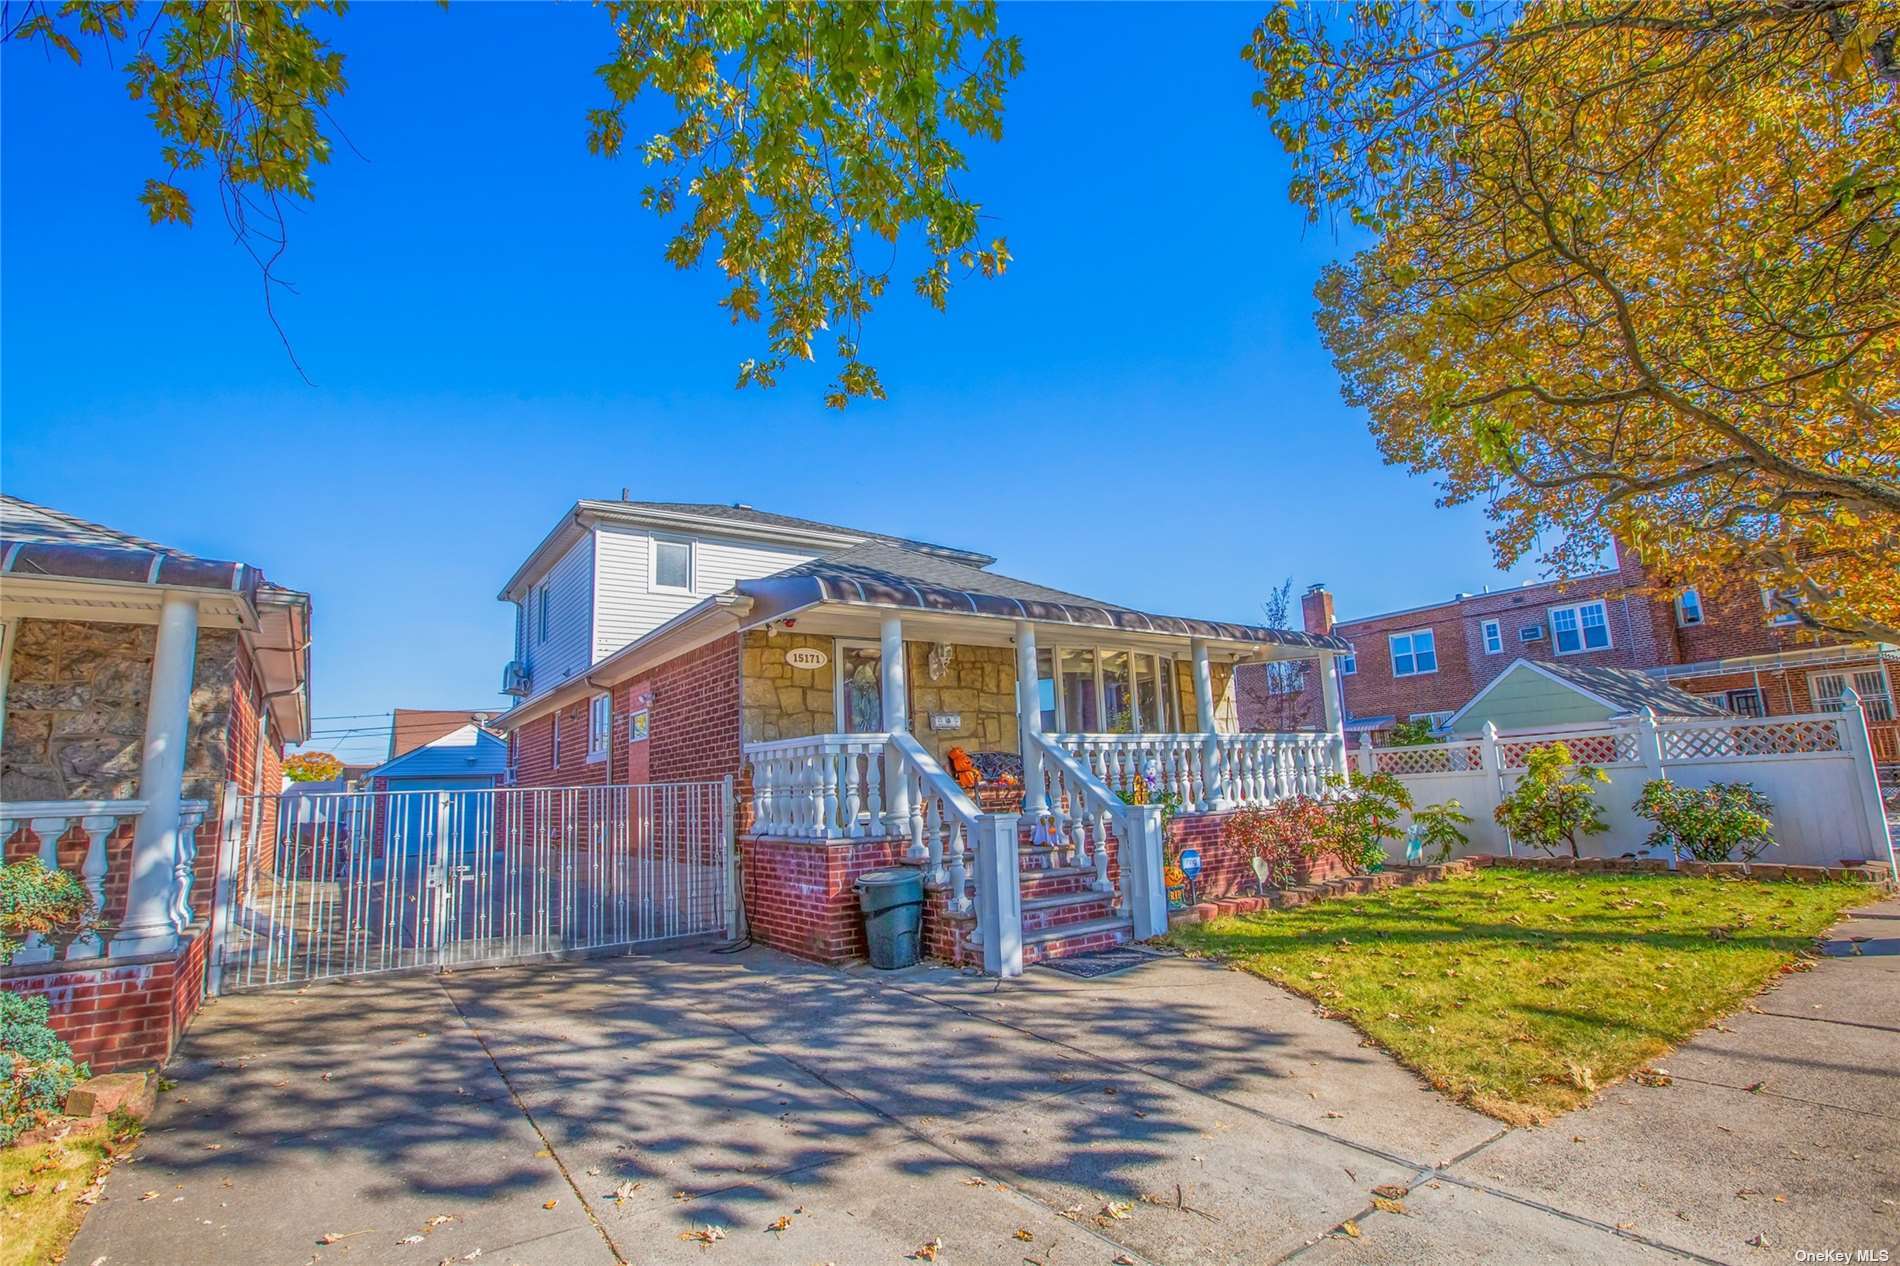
[836,640,885,733]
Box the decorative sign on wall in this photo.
[928,712,963,732]
[628,709,651,742]
[1178,848,1203,879]
[785,648,829,671]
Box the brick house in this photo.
[1244,542,1898,774]
[490,499,1353,973]
[1,495,311,1070]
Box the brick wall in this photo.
[738,834,909,963]
[2,930,212,1072]
[511,633,741,790]
[1163,811,1346,899]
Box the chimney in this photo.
[1300,583,1335,636]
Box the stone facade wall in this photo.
[2,617,240,803]
[742,630,837,743]
[905,641,1018,762]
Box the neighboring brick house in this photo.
[1246,542,1897,772]
[491,499,1353,972]
[1,494,312,1070]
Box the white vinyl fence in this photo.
[1362,692,1895,873]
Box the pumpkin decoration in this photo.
[944,746,980,792]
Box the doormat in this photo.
[1037,946,1159,979]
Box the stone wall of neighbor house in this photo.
[742,630,837,743]
[905,642,1018,762]
[1,618,240,804]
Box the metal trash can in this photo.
[854,868,925,970]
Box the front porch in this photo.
[736,605,1350,976]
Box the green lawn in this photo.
[0,1120,119,1266]
[1167,867,1871,1123]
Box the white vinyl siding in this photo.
[520,533,594,688]
[592,523,819,660]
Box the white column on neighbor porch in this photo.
[111,592,199,957]
[879,614,913,835]
[1191,637,1230,809]
[1319,652,1348,775]
[1014,620,1048,819]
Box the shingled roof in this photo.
[737,541,1350,652]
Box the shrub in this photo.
[1316,770,1413,872]
[1223,797,1323,887]
[1409,799,1473,863]
[1385,718,1439,747]
[0,990,87,1144]
[1,858,91,966]
[1493,742,1609,859]
[1634,779,1776,863]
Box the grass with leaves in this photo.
[0,1117,126,1266]
[1168,867,1871,1124]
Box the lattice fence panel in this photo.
[1374,744,1482,775]
[1661,718,1842,761]
[1499,731,1634,769]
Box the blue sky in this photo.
[2,3,1545,763]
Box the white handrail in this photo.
[1029,733,1121,898]
[743,734,887,839]
[0,798,185,963]
[887,731,981,915]
[1051,731,1337,809]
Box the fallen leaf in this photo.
[398,1234,425,1244]
[767,1215,792,1233]
[679,1225,727,1245]
[1014,1228,1034,1242]
[1747,1232,1772,1247]
[1101,1200,1133,1220]
[1372,1184,1409,1200]
[611,1181,642,1204]
[424,1215,453,1230]
[542,1200,558,1210]
[140,1191,160,1201]
[1340,1219,1361,1238]
[908,1237,942,1261]
[1372,1197,1405,1215]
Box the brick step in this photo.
[1022,915,1134,966]
[1017,866,1098,899]
[1021,889,1119,934]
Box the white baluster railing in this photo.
[743,735,887,839]
[887,732,980,915]
[1050,732,1345,811]
[0,799,149,962]
[1031,733,1125,899]
[169,799,211,934]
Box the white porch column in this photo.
[1191,638,1230,808]
[111,593,199,957]
[1319,652,1348,775]
[1014,620,1049,820]
[879,614,912,834]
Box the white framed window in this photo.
[1338,645,1356,676]
[535,581,551,642]
[650,537,694,593]
[1037,643,1185,734]
[1811,667,1894,723]
[550,711,562,769]
[1676,589,1704,626]
[588,693,612,761]
[1761,587,1801,626]
[1549,600,1611,655]
[1389,628,1438,677]
[1411,710,1454,731]
[1481,619,1503,655]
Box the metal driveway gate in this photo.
[210,780,734,992]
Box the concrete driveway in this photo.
[70,898,1900,1265]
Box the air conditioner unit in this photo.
[1519,625,1545,642]
[501,660,531,696]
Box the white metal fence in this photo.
[1361,694,1895,872]
[210,780,734,992]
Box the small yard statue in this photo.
[1030,811,1061,860]
[1404,823,1426,866]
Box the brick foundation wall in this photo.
[1163,810,1347,900]
[3,929,212,1072]
[739,834,910,963]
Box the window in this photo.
[1339,646,1356,676]
[1761,587,1801,626]
[1676,589,1704,627]
[550,712,562,769]
[1059,648,1100,731]
[1481,619,1503,655]
[1725,688,1765,718]
[651,538,693,592]
[534,582,551,642]
[1411,710,1454,732]
[1389,629,1438,677]
[1549,600,1611,655]
[588,693,612,761]
[1036,649,1058,732]
[1811,668,1895,723]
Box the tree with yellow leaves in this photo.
[1248,1,1899,641]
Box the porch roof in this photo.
[736,542,1351,653]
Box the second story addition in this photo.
[498,500,995,701]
